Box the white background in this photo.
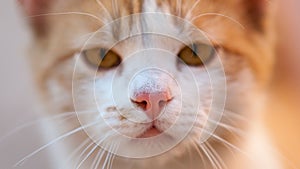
[0,1,50,168]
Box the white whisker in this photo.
[185,0,202,19]
[199,143,218,169]
[76,141,98,168]
[0,112,75,143]
[76,143,99,169]
[205,143,222,169]
[101,144,112,169]
[190,12,245,30]
[60,137,92,169]
[201,129,246,155]
[206,142,228,169]
[93,148,106,169]
[205,117,246,137]
[95,0,113,21]
[108,141,120,169]
[191,140,208,168]
[76,130,115,169]
[223,109,248,122]
[28,12,105,24]
[77,19,118,56]
[0,110,94,144]
[14,120,101,167]
[105,140,117,169]
[112,0,119,18]
[106,147,113,169]
[90,148,102,169]
[176,0,182,17]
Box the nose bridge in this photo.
[131,70,170,98]
[124,48,177,75]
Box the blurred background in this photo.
[266,0,300,168]
[0,1,51,168]
[0,0,299,169]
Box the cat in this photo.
[19,0,283,168]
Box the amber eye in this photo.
[83,48,121,69]
[178,43,215,66]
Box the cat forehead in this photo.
[33,0,266,38]
[73,1,213,50]
[44,0,262,44]
[79,14,197,49]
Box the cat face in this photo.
[71,14,227,156]
[22,0,275,160]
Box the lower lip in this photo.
[138,127,162,138]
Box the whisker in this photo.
[201,129,246,155]
[90,148,102,169]
[205,143,223,169]
[205,117,246,137]
[190,12,245,30]
[206,142,228,169]
[76,131,115,169]
[0,110,94,144]
[221,140,238,161]
[112,0,119,18]
[176,0,182,17]
[76,143,99,169]
[60,137,92,169]
[190,140,208,168]
[105,140,118,169]
[95,0,113,21]
[93,148,106,169]
[223,109,248,122]
[108,141,120,169]
[77,20,118,56]
[0,112,74,143]
[199,143,218,169]
[28,12,105,24]
[102,144,113,169]
[75,141,98,168]
[14,120,101,167]
[185,0,202,19]
[106,145,114,169]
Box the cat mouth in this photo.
[137,125,162,138]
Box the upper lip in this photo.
[148,125,158,130]
[146,122,159,132]
[136,122,161,138]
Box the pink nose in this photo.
[132,92,172,119]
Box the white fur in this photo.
[37,1,283,168]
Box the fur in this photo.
[19,0,282,168]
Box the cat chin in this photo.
[106,138,205,169]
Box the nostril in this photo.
[137,100,148,110]
[131,99,148,110]
[140,101,147,107]
[158,100,167,108]
[131,92,172,119]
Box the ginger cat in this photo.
[19,0,283,168]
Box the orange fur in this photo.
[20,1,281,168]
